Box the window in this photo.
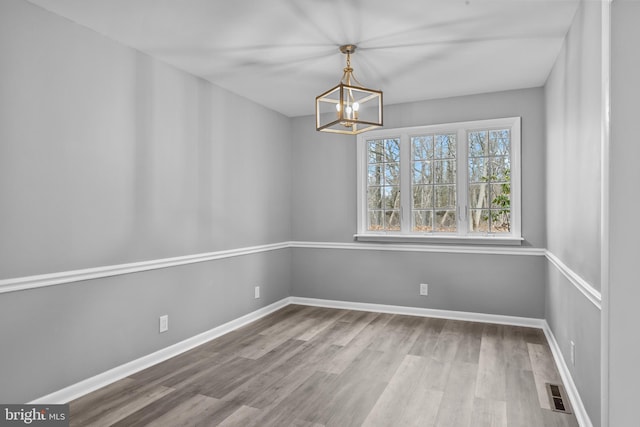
[356,117,521,244]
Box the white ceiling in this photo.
[26,0,579,118]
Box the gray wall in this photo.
[544,1,603,424]
[545,0,602,291]
[293,248,545,318]
[291,88,547,317]
[0,250,291,403]
[608,1,640,426]
[0,0,292,403]
[0,0,292,278]
[292,88,546,247]
[545,265,601,425]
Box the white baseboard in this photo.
[29,298,291,404]
[30,296,591,427]
[289,296,546,329]
[542,321,593,427]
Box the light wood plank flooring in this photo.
[69,305,579,427]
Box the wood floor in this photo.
[69,304,579,427]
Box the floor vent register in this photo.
[546,383,572,414]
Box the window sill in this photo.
[353,233,524,246]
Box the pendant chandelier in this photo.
[315,44,383,135]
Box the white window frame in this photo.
[355,117,522,245]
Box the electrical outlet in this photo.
[254,286,260,299]
[570,341,576,366]
[419,283,429,296]
[159,315,169,333]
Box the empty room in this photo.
[0,0,638,426]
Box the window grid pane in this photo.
[413,210,433,232]
[411,133,457,233]
[468,129,511,233]
[367,138,400,231]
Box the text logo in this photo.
[0,405,68,426]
